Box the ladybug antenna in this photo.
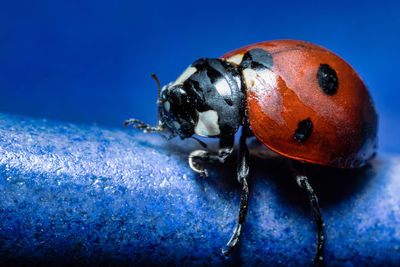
[152,73,162,105]
[151,73,165,132]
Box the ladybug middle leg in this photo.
[188,135,234,177]
[222,126,250,255]
[290,160,325,263]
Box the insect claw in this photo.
[124,118,143,128]
[188,150,209,176]
[200,169,208,178]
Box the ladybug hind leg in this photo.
[188,135,234,177]
[222,128,250,255]
[290,160,325,263]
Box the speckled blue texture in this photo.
[0,112,399,265]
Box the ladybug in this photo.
[125,40,378,262]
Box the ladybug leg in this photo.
[188,135,234,177]
[124,118,162,133]
[290,160,325,263]
[222,128,249,255]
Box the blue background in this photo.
[0,0,399,153]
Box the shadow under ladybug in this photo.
[125,40,378,263]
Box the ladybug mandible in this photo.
[125,40,378,262]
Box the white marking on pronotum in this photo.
[194,110,220,137]
[215,78,231,97]
[172,66,197,86]
[226,53,244,65]
[163,101,170,112]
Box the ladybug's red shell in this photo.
[221,40,378,168]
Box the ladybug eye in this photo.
[163,100,170,113]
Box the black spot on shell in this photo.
[240,48,273,70]
[317,64,338,95]
[294,118,313,143]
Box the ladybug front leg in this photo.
[124,118,163,133]
[222,128,250,255]
[188,135,234,177]
[290,160,325,263]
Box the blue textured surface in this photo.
[0,112,399,265]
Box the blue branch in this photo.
[0,112,399,265]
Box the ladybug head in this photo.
[158,82,197,139]
[125,59,243,141]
